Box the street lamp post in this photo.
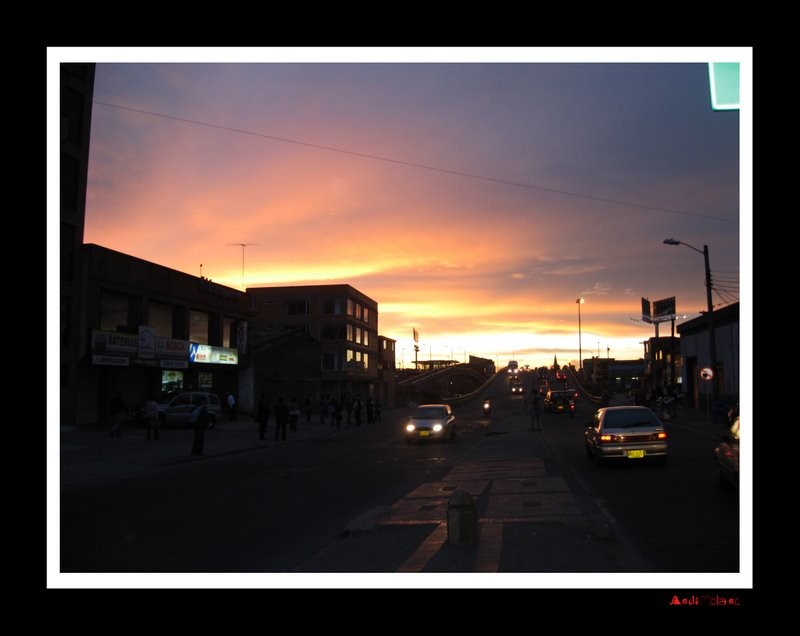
[576,298,585,372]
[663,238,718,403]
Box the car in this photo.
[584,405,667,467]
[566,388,579,402]
[544,390,571,413]
[157,391,222,428]
[404,403,456,443]
[508,377,524,394]
[555,369,567,382]
[714,416,739,488]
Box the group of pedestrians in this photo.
[254,392,383,441]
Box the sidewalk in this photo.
[59,412,357,490]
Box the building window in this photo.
[189,310,210,344]
[322,299,344,315]
[322,352,339,371]
[149,301,173,338]
[61,222,75,283]
[347,299,354,316]
[61,86,84,144]
[321,324,346,340]
[100,290,129,331]
[362,353,369,370]
[286,300,308,316]
[363,331,369,347]
[355,327,362,344]
[61,153,80,212]
[355,303,362,320]
[363,307,369,324]
[347,324,353,342]
[223,317,235,348]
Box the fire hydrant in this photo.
[447,488,478,545]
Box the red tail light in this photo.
[599,434,615,443]
[654,432,667,440]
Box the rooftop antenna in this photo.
[227,243,257,290]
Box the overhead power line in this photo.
[94,100,735,224]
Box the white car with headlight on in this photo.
[405,404,456,443]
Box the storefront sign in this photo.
[161,359,188,369]
[92,330,138,354]
[138,325,156,359]
[189,342,238,365]
[92,354,130,366]
[156,337,189,359]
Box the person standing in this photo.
[144,395,160,441]
[108,391,127,437]
[526,391,543,431]
[191,397,209,456]
[288,398,301,431]
[274,397,289,442]
[257,393,270,440]
[226,392,238,420]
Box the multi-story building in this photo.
[60,62,95,427]
[75,244,251,426]
[247,285,380,403]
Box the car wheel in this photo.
[450,426,456,441]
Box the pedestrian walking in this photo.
[257,393,270,440]
[353,396,363,427]
[345,397,352,425]
[108,390,127,437]
[144,395,160,441]
[190,397,210,456]
[226,392,238,420]
[274,397,289,441]
[320,394,328,426]
[375,399,382,421]
[525,391,543,431]
[289,398,301,431]
[366,397,375,425]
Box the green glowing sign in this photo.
[708,62,740,111]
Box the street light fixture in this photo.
[663,238,718,403]
[576,298,585,371]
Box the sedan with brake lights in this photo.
[584,406,667,466]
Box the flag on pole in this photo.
[413,328,419,342]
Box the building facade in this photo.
[74,244,251,427]
[247,285,379,403]
[677,302,739,409]
[60,62,95,427]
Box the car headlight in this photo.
[406,423,416,432]
[433,424,443,432]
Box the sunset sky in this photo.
[64,48,749,369]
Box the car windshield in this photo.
[604,409,658,429]
[549,392,567,399]
[412,407,445,419]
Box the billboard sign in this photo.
[641,298,652,323]
[653,296,677,323]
